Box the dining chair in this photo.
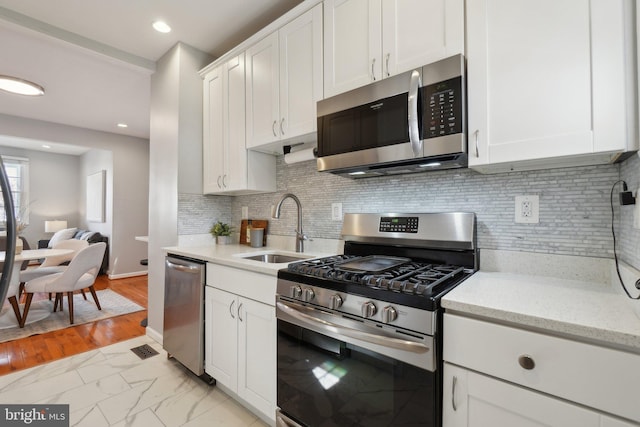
[20,242,106,327]
[19,239,89,300]
[19,239,89,284]
[3,274,23,326]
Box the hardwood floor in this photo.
[0,274,148,376]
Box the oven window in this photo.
[277,319,436,427]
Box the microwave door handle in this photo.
[408,70,422,157]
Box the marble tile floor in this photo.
[0,335,269,427]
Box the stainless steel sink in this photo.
[242,253,310,264]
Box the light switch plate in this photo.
[331,203,343,221]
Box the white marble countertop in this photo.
[443,250,640,353]
[163,242,332,276]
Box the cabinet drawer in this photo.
[443,313,640,423]
[206,263,276,306]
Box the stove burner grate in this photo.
[288,256,467,298]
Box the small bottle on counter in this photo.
[246,219,252,245]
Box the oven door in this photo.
[276,299,439,427]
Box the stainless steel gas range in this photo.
[275,212,477,427]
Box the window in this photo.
[0,156,30,229]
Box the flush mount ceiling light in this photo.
[116,123,128,128]
[0,75,45,96]
[152,20,171,33]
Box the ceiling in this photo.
[0,0,302,153]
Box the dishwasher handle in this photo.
[165,259,203,273]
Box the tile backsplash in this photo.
[179,154,640,270]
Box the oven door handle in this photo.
[276,301,430,354]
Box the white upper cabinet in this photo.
[323,0,463,97]
[245,4,323,152]
[202,54,275,195]
[467,0,637,173]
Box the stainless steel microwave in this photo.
[316,54,467,178]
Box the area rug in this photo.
[0,289,144,342]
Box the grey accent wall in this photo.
[0,114,149,278]
[178,154,640,268]
[0,146,81,248]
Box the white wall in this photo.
[0,113,149,277]
[148,42,213,342]
[0,146,81,247]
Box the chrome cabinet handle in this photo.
[238,302,243,321]
[217,175,222,189]
[518,355,535,370]
[230,300,235,319]
[272,120,278,137]
[222,174,227,188]
[408,70,422,157]
[385,53,390,77]
[474,130,480,157]
[280,118,285,135]
[452,376,458,411]
[371,58,376,81]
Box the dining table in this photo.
[0,248,74,329]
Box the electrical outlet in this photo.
[515,195,539,224]
[332,203,343,221]
[241,206,249,219]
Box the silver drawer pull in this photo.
[452,375,458,411]
[518,354,535,370]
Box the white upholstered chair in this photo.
[3,273,23,325]
[19,239,89,284]
[20,242,106,327]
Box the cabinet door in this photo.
[323,0,382,97]
[381,0,463,77]
[601,416,640,427]
[202,67,225,194]
[223,54,248,192]
[468,0,631,169]
[443,363,600,427]
[206,288,238,392]
[237,297,276,419]
[279,4,323,139]
[246,32,280,148]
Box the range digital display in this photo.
[379,217,419,233]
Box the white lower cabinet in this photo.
[443,363,637,427]
[204,265,276,423]
[443,313,640,426]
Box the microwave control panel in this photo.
[423,76,463,139]
[379,217,419,233]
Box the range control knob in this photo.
[329,294,343,309]
[361,301,377,318]
[382,306,398,323]
[303,288,315,302]
[290,285,302,299]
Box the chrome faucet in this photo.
[273,193,308,252]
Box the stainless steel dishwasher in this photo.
[163,254,212,382]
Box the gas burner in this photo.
[287,255,469,299]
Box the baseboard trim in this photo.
[146,327,163,345]
[108,270,148,280]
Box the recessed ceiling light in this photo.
[0,75,44,96]
[42,144,51,149]
[152,21,171,33]
[117,123,128,128]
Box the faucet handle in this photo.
[295,230,312,241]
